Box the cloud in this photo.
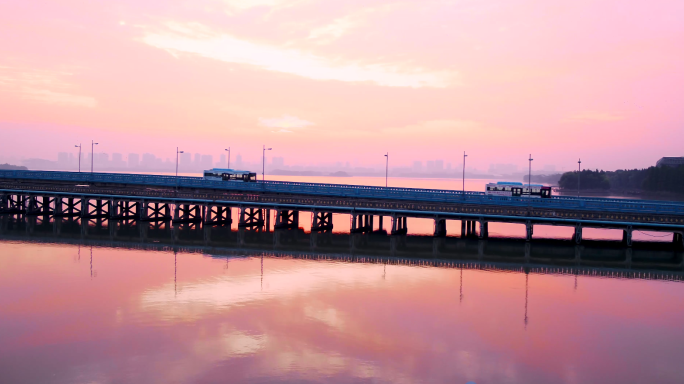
[141,22,458,88]
[258,115,314,131]
[568,111,626,122]
[21,88,97,108]
[308,15,357,43]
[222,0,303,10]
[0,66,97,108]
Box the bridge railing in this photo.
[2,170,684,216]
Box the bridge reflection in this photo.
[1,215,682,282]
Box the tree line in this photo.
[559,166,684,193]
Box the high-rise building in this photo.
[435,159,444,170]
[142,153,156,168]
[412,161,422,171]
[200,155,213,169]
[128,153,140,168]
[180,152,191,168]
[235,154,243,167]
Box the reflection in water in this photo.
[2,221,684,383]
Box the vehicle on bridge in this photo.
[486,181,552,198]
[203,168,257,182]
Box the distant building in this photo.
[656,157,684,167]
[412,161,422,171]
[272,157,285,168]
[128,153,140,168]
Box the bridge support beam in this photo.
[674,232,684,251]
[174,204,202,224]
[275,210,299,230]
[391,216,407,236]
[525,221,533,242]
[434,218,447,238]
[479,220,488,239]
[204,205,231,226]
[312,211,333,232]
[622,226,633,247]
[351,213,374,234]
[238,207,265,229]
[573,224,583,244]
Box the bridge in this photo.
[1,170,684,249]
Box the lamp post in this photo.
[91,140,98,174]
[577,158,582,197]
[384,153,389,187]
[462,151,468,195]
[176,147,184,191]
[75,144,82,172]
[528,154,533,195]
[225,148,230,169]
[262,145,272,181]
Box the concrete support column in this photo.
[80,198,88,218]
[524,242,531,261]
[625,247,633,268]
[525,220,533,242]
[461,220,466,238]
[574,224,582,244]
[139,200,148,221]
[674,232,684,251]
[432,237,445,255]
[622,226,633,247]
[434,218,447,237]
[479,219,488,239]
[378,216,384,233]
[478,239,485,259]
[173,203,180,222]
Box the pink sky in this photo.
[1,0,683,170]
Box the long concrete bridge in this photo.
[1,170,684,249]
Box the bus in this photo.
[203,168,257,182]
[485,181,552,198]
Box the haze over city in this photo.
[1,0,683,172]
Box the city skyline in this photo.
[1,1,683,171]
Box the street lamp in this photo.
[224,148,230,169]
[384,153,389,187]
[577,158,582,197]
[75,144,82,172]
[262,145,272,181]
[91,140,98,174]
[528,154,533,195]
[176,147,184,191]
[462,151,468,195]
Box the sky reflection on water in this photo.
[1,241,684,384]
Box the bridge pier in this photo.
[525,221,533,242]
[174,204,202,224]
[573,224,583,244]
[479,219,489,239]
[391,216,407,236]
[238,207,265,229]
[204,205,231,226]
[478,239,485,259]
[275,210,299,230]
[311,211,333,232]
[625,247,633,268]
[434,218,447,237]
[674,232,684,251]
[622,226,633,247]
[574,245,582,263]
[524,242,531,261]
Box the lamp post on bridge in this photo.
[75,144,82,172]
[225,148,230,169]
[176,147,184,191]
[462,151,468,196]
[90,140,98,174]
[577,158,581,197]
[528,154,533,195]
[262,145,272,181]
[384,152,388,187]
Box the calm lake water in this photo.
[1,176,684,383]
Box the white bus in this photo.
[203,168,257,182]
[485,181,551,198]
